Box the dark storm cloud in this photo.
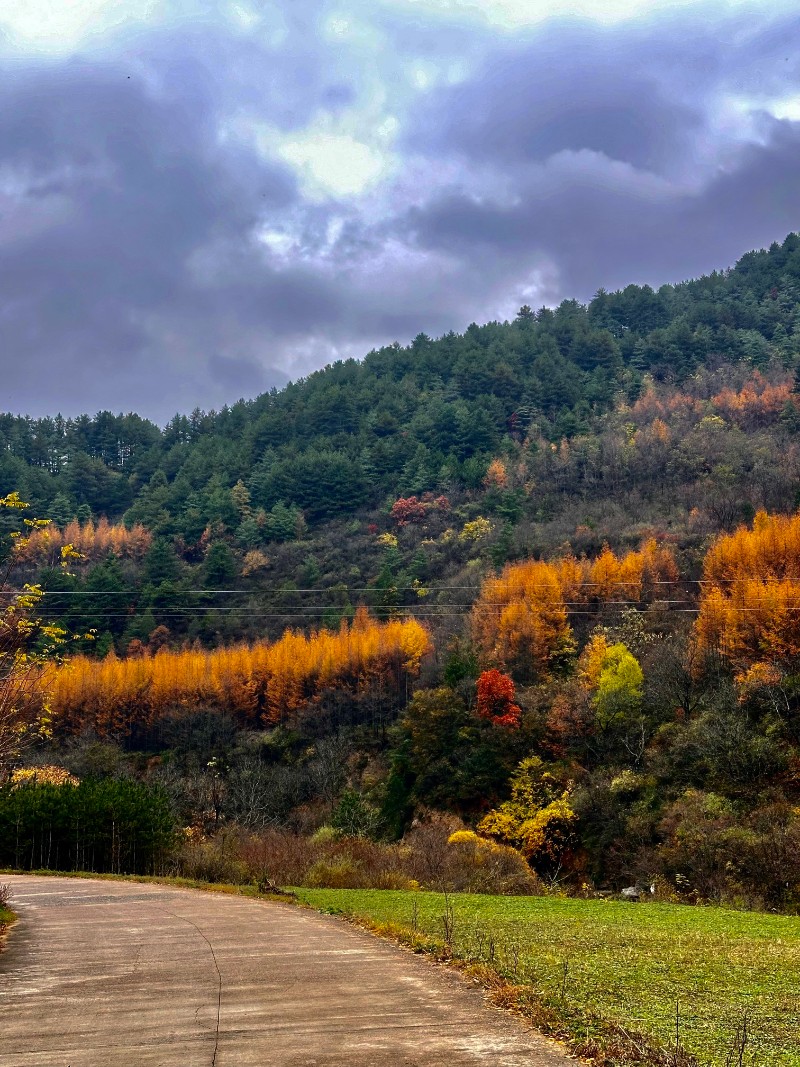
[409,8,800,172]
[399,6,800,302]
[405,120,800,300]
[0,39,355,421]
[3,2,800,422]
[133,14,348,134]
[0,3,490,422]
[409,22,703,175]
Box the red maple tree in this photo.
[476,669,521,728]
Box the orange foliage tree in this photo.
[46,607,431,735]
[471,540,677,680]
[711,372,797,429]
[14,518,152,566]
[695,510,800,670]
[483,458,508,489]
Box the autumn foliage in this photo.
[46,608,431,735]
[476,669,521,728]
[390,496,428,525]
[630,371,797,431]
[483,458,508,489]
[471,540,677,679]
[11,764,79,787]
[710,372,797,429]
[389,494,449,526]
[14,518,152,565]
[477,757,577,869]
[695,510,800,669]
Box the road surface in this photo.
[0,875,574,1067]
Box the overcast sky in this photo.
[2,0,800,423]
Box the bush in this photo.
[306,858,363,888]
[654,791,800,909]
[444,830,540,895]
[174,832,250,885]
[404,813,540,895]
[233,829,317,887]
[169,815,538,894]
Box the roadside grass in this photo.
[295,888,800,1067]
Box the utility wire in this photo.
[4,577,800,596]
[20,608,712,619]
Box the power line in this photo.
[5,576,800,596]
[29,599,700,611]
[18,607,710,620]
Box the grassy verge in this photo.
[295,888,800,1067]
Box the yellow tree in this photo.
[695,511,800,671]
[471,540,676,681]
[0,494,77,772]
[478,757,577,871]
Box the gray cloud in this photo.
[398,6,800,301]
[1,2,800,422]
[0,53,302,420]
[405,126,800,300]
[409,23,704,176]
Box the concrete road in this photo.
[0,875,574,1067]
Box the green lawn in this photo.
[295,888,800,1066]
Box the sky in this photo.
[1,0,800,423]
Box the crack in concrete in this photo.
[170,912,222,1067]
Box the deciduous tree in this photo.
[0,494,77,772]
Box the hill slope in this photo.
[6,233,800,912]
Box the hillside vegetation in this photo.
[4,234,800,913]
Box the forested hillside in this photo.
[5,232,800,908]
[2,232,798,528]
[0,232,798,649]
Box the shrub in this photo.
[11,765,79,788]
[175,834,250,885]
[306,858,363,888]
[168,816,537,894]
[444,830,540,895]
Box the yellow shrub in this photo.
[459,517,492,542]
[447,830,481,845]
[11,765,79,787]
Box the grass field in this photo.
[295,888,800,1066]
